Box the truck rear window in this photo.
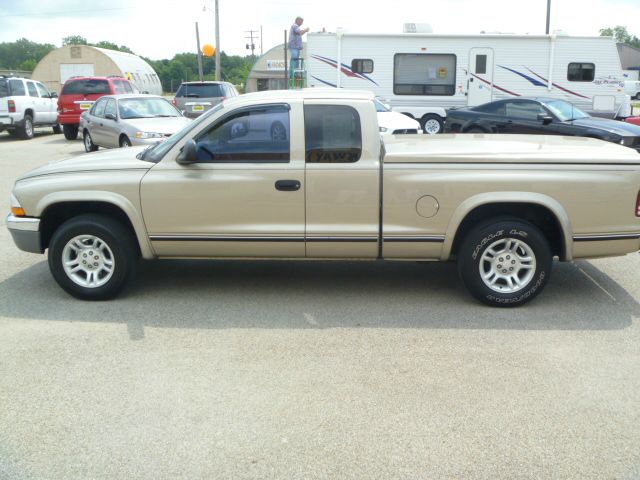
[0,79,8,97]
[304,105,362,163]
[62,79,110,95]
[176,84,225,98]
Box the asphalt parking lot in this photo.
[1,128,640,479]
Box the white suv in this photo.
[0,76,60,139]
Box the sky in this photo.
[0,0,639,60]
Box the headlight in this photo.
[379,127,388,132]
[10,193,25,217]
[135,132,165,139]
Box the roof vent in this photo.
[403,23,433,34]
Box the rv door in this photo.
[467,48,494,107]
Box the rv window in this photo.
[352,59,374,74]
[567,63,595,82]
[475,55,487,75]
[394,54,456,96]
[304,105,362,163]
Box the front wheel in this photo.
[119,136,132,147]
[457,219,552,307]
[48,214,138,300]
[52,123,62,134]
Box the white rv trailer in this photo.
[306,32,629,133]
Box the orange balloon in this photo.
[202,44,216,57]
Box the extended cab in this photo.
[7,90,640,306]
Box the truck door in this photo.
[467,48,494,107]
[303,100,380,258]
[140,101,305,258]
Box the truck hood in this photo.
[383,134,640,164]
[17,146,154,181]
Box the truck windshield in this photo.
[545,100,590,121]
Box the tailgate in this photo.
[0,79,9,115]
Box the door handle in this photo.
[275,180,301,191]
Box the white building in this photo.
[32,44,162,95]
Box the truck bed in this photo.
[383,134,640,165]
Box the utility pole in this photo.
[195,22,204,81]
[545,0,551,34]
[214,0,221,80]
[260,26,263,56]
[245,29,258,57]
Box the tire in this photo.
[48,214,138,300]
[52,123,62,134]
[17,114,34,140]
[63,124,79,140]
[270,121,287,141]
[119,136,132,148]
[457,218,552,307]
[83,130,98,152]
[420,114,444,135]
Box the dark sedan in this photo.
[444,98,640,151]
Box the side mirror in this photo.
[50,92,58,99]
[537,114,553,125]
[105,113,117,121]
[176,139,198,165]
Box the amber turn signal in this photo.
[11,206,26,217]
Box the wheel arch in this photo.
[37,194,154,259]
[443,193,572,261]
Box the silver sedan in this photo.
[80,94,192,152]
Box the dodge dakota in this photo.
[7,89,640,306]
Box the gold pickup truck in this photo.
[7,90,640,306]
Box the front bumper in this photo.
[6,214,43,254]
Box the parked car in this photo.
[624,80,640,100]
[7,90,640,307]
[0,75,60,139]
[444,97,640,151]
[172,81,239,118]
[80,94,191,152]
[58,76,139,140]
[375,99,422,135]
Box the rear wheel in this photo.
[421,114,444,134]
[48,214,138,300]
[63,124,79,140]
[17,114,34,139]
[119,136,132,147]
[457,218,552,307]
[83,130,98,152]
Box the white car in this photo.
[624,80,640,100]
[375,99,422,135]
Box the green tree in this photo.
[62,35,88,46]
[599,26,640,48]
[93,41,134,54]
[0,38,55,69]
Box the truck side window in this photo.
[304,105,362,163]
[194,104,290,163]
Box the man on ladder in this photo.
[288,16,309,88]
